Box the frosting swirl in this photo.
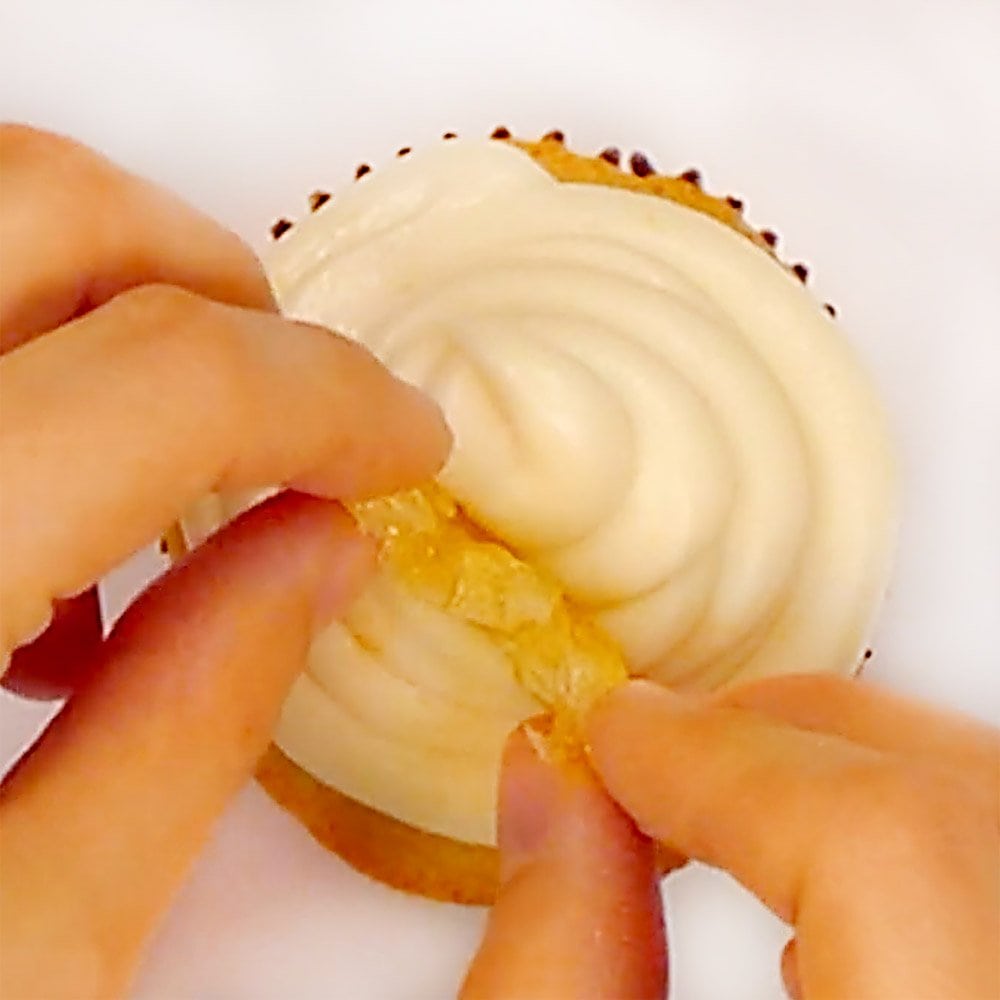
[258,140,896,843]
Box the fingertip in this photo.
[178,492,376,640]
[584,681,714,853]
[781,938,803,1000]
[400,379,454,475]
[591,677,691,714]
[467,720,667,999]
[309,508,377,627]
[365,378,453,498]
[497,721,562,870]
[229,492,376,626]
[586,679,701,755]
[287,331,453,501]
[224,235,278,313]
[498,717,657,883]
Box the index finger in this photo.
[586,681,999,1000]
[716,674,1000,786]
[0,123,274,351]
[0,287,450,654]
[585,681,880,921]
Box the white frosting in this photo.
[257,140,895,844]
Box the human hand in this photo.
[0,124,449,998]
[462,726,669,999]
[577,675,999,1000]
[1,124,659,1000]
[5,125,994,1000]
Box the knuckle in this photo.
[108,284,252,418]
[112,281,206,326]
[0,123,70,160]
[0,124,111,189]
[110,283,216,360]
[112,280,190,314]
[227,232,271,283]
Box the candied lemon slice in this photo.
[350,483,627,745]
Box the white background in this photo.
[2,1,999,998]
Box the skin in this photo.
[462,729,668,999]
[0,124,451,998]
[2,125,997,1000]
[583,679,1000,1000]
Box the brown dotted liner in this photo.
[251,129,834,906]
[271,128,832,305]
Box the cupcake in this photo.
[179,130,896,904]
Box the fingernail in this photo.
[311,529,377,628]
[605,679,705,713]
[497,723,562,870]
[402,381,454,468]
[584,681,705,755]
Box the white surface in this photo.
[2,1,999,998]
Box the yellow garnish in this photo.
[350,484,627,745]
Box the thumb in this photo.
[585,681,999,1000]
[0,491,374,1000]
[461,725,666,1000]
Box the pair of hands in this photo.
[1,126,996,1000]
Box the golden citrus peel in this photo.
[350,483,628,754]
